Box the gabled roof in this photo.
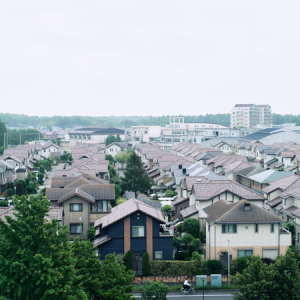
[180,205,198,218]
[42,142,59,149]
[248,170,294,184]
[172,197,189,206]
[265,158,278,165]
[192,181,265,200]
[94,198,165,229]
[107,142,129,148]
[204,199,284,224]
[261,175,300,194]
[58,188,95,204]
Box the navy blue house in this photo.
[94,198,173,263]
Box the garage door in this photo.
[262,249,278,260]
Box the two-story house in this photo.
[93,198,173,271]
[46,175,115,240]
[204,200,291,260]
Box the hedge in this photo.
[149,260,204,276]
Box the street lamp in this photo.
[201,277,205,300]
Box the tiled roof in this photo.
[193,181,265,200]
[180,205,198,218]
[262,175,300,194]
[266,197,282,208]
[204,200,284,224]
[172,197,189,206]
[248,170,294,184]
[94,198,165,228]
[58,188,95,204]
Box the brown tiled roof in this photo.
[280,151,296,158]
[204,200,284,224]
[182,176,211,191]
[46,188,74,200]
[193,181,265,200]
[266,197,282,208]
[65,177,97,188]
[93,235,112,247]
[172,197,189,206]
[58,188,95,204]
[261,175,300,194]
[94,198,165,228]
[79,184,115,200]
[180,205,198,218]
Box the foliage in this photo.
[284,222,296,245]
[105,154,114,164]
[142,252,150,276]
[191,251,203,262]
[39,188,47,197]
[175,223,183,233]
[0,119,7,147]
[124,250,133,271]
[71,240,134,300]
[108,163,117,178]
[140,280,169,300]
[161,204,172,216]
[234,249,300,300]
[116,197,126,205]
[121,151,152,195]
[15,180,25,196]
[60,151,72,163]
[6,188,14,197]
[230,256,253,276]
[6,128,41,146]
[87,226,96,242]
[174,250,190,261]
[98,253,134,300]
[182,218,200,239]
[165,190,176,197]
[0,200,8,207]
[38,172,44,185]
[106,135,121,146]
[115,151,129,167]
[204,260,223,275]
[0,195,87,299]
[152,194,159,200]
[149,260,204,276]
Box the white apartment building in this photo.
[231,104,272,128]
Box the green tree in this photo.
[105,154,115,164]
[115,151,128,168]
[182,218,200,239]
[121,152,152,196]
[161,204,172,216]
[108,163,117,178]
[0,119,7,148]
[106,135,116,146]
[124,250,133,271]
[99,253,134,300]
[15,180,25,196]
[142,252,150,276]
[0,195,87,299]
[86,226,96,242]
[116,134,122,142]
[6,188,14,197]
[165,190,176,197]
[140,280,169,300]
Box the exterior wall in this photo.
[42,146,58,158]
[174,199,189,219]
[106,145,122,157]
[206,223,291,260]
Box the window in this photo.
[132,226,145,237]
[70,224,83,234]
[222,224,237,233]
[271,224,274,233]
[238,250,253,257]
[155,251,163,260]
[255,224,259,233]
[97,200,108,212]
[70,203,83,212]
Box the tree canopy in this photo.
[121,151,152,196]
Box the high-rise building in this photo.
[231,104,272,128]
[257,105,273,127]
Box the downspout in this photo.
[214,225,217,259]
[278,223,280,257]
[209,224,211,259]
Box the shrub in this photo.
[152,194,159,200]
[6,188,14,197]
[182,218,200,239]
[140,280,169,300]
[0,200,8,207]
[174,251,190,261]
[165,190,176,197]
[16,181,25,196]
[230,256,253,275]
[142,252,150,276]
[150,260,204,276]
[124,250,133,271]
[204,260,223,275]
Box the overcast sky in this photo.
[0,1,299,117]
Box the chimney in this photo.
[244,203,251,211]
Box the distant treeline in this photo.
[0,113,300,129]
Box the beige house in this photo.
[46,175,115,240]
[204,200,291,260]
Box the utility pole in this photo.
[19,133,21,145]
[228,240,230,287]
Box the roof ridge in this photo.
[215,200,241,222]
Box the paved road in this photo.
[133,291,234,299]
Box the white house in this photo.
[105,142,129,158]
[204,200,291,260]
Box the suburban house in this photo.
[204,200,291,260]
[228,165,264,188]
[40,142,59,159]
[93,198,173,273]
[184,180,266,227]
[247,170,294,193]
[105,142,129,157]
[46,175,115,240]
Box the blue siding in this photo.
[152,219,161,237]
[130,212,147,256]
[153,236,173,260]
[98,238,124,260]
